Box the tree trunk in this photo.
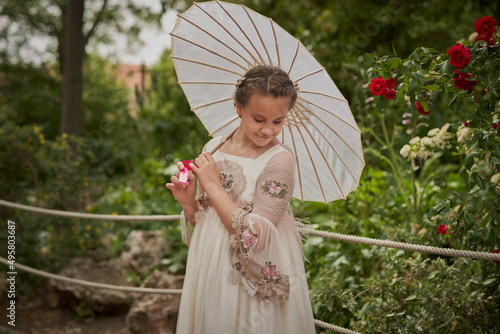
[60,0,85,136]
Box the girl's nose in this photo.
[261,127,272,136]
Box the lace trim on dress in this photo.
[216,159,248,202]
[180,211,191,246]
[228,207,290,302]
[254,165,294,216]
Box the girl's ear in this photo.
[235,102,243,117]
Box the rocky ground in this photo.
[0,293,130,334]
[1,230,183,334]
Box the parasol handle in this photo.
[209,127,238,155]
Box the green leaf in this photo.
[365,53,375,63]
[473,173,485,189]
[465,154,474,170]
[409,48,420,61]
[424,84,440,91]
[418,98,430,112]
[389,58,401,69]
[464,215,474,229]
[380,61,390,72]
[407,78,418,96]
[405,295,417,301]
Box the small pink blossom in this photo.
[241,229,257,249]
[262,264,278,280]
[269,184,281,194]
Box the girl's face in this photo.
[236,93,290,147]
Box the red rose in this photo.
[384,89,396,100]
[494,122,499,129]
[416,101,431,115]
[464,121,469,127]
[369,76,387,96]
[492,249,500,265]
[453,71,477,90]
[476,34,497,47]
[475,16,497,37]
[438,224,448,235]
[385,77,396,89]
[447,43,471,69]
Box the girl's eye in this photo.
[274,120,283,124]
[254,119,264,123]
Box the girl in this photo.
[166,65,316,334]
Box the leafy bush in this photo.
[365,16,500,250]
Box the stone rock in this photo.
[119,230,168,275]
[48,257,135,313]
[126,270,184,334]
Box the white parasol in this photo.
[170,0,365,203]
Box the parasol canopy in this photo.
[170,0,365,203]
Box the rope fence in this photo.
[300,228,500,261]
[2,199,499,262]
[3,198,500,334]
[0,257,181,295]
[0,199,180,221]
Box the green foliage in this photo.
[0,121,107,269]
[143,49,209,161]
[351,255,500,333]
[365,18,500,250]
[0,63,61,138]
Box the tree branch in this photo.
[84,0,109,46]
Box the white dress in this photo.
[176,136,316,334]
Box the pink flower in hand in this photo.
[241,229,257,249]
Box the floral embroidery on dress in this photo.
[262,262,281,283]
[220,171,234,189]
[229,207,290,302]
[240,227,258,252]
[262,180,288,199]
[254,165,294,216]
[216,159,247,202]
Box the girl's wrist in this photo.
[203,182,225,200]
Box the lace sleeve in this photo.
[253,150,295,223]
[227,149,296,302]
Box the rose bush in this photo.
[365,16,500,251]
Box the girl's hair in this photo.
[235,65,297,110]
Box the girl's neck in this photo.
[233,129,259,156]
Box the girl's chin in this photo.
[254,136,272,146]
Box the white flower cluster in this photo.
[400,123,455,161]
[456,124,473,143]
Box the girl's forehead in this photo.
[244,95,290,118]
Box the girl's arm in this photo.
[190,150,295,237]
[189,152,237,234]
[165,162,200,227]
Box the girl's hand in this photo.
[166,161,196,206]
[190,152,222,198]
